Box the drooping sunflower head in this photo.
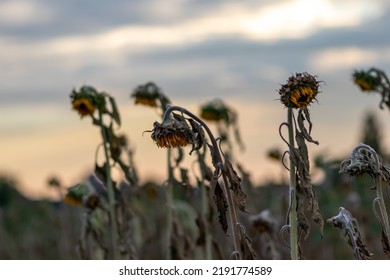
[339,143,390,181]
[200,99,231,123]
[279,72,320,109]
[133,92,158,107]
[70,85,106,118]
[352,70,381,92]
[150,117,193,149]
[71,98,95,117]
[131,82,171,110]
[64,183,101,210]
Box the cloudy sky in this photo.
[1,0,390,198]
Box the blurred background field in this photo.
[0,108,389,259]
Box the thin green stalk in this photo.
[376,177,390,241]
[165,148,174,260]
[99,111,119,260]
[287,108,299,260]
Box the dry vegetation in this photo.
[1,69,390,260]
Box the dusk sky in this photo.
[1,0,390,199]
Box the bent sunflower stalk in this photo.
[198,99,244,259]
[340,143,390,258]
[145,105,255,259]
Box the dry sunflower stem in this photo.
[340,143,390,258]
[278,72,324,260]
[327,207,372,260]
[145,105,255,259]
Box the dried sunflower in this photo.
[150,118,194,149]
[70,85,107,118]
[353,70,381,92]
[339,143,390,180]
[133,93,158,107]
[131,82,171,110]
[279,72,320,108]
[200,99,230,122]
[71,97,95,117]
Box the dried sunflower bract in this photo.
[279,72,320,109]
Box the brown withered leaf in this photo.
[296,191,311,240]
[117,159,136,185]
[194,145,214,182]
[222,158,247,212]
[108,95,121,126]
[294,128,324,238]
[297,108,319,145]
[239,225,256,259]
[211,175,228,234]
[188,118,205,155]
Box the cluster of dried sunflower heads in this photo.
[131,81,171,110]
[339,143,390,182]
[352,70,381,92]
[279,72,320,109]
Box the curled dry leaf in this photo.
[211,174,228,234]
[327,207,372,260]
[238,225,256,260]
[222,157,247,212]
[291,110,324,239]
